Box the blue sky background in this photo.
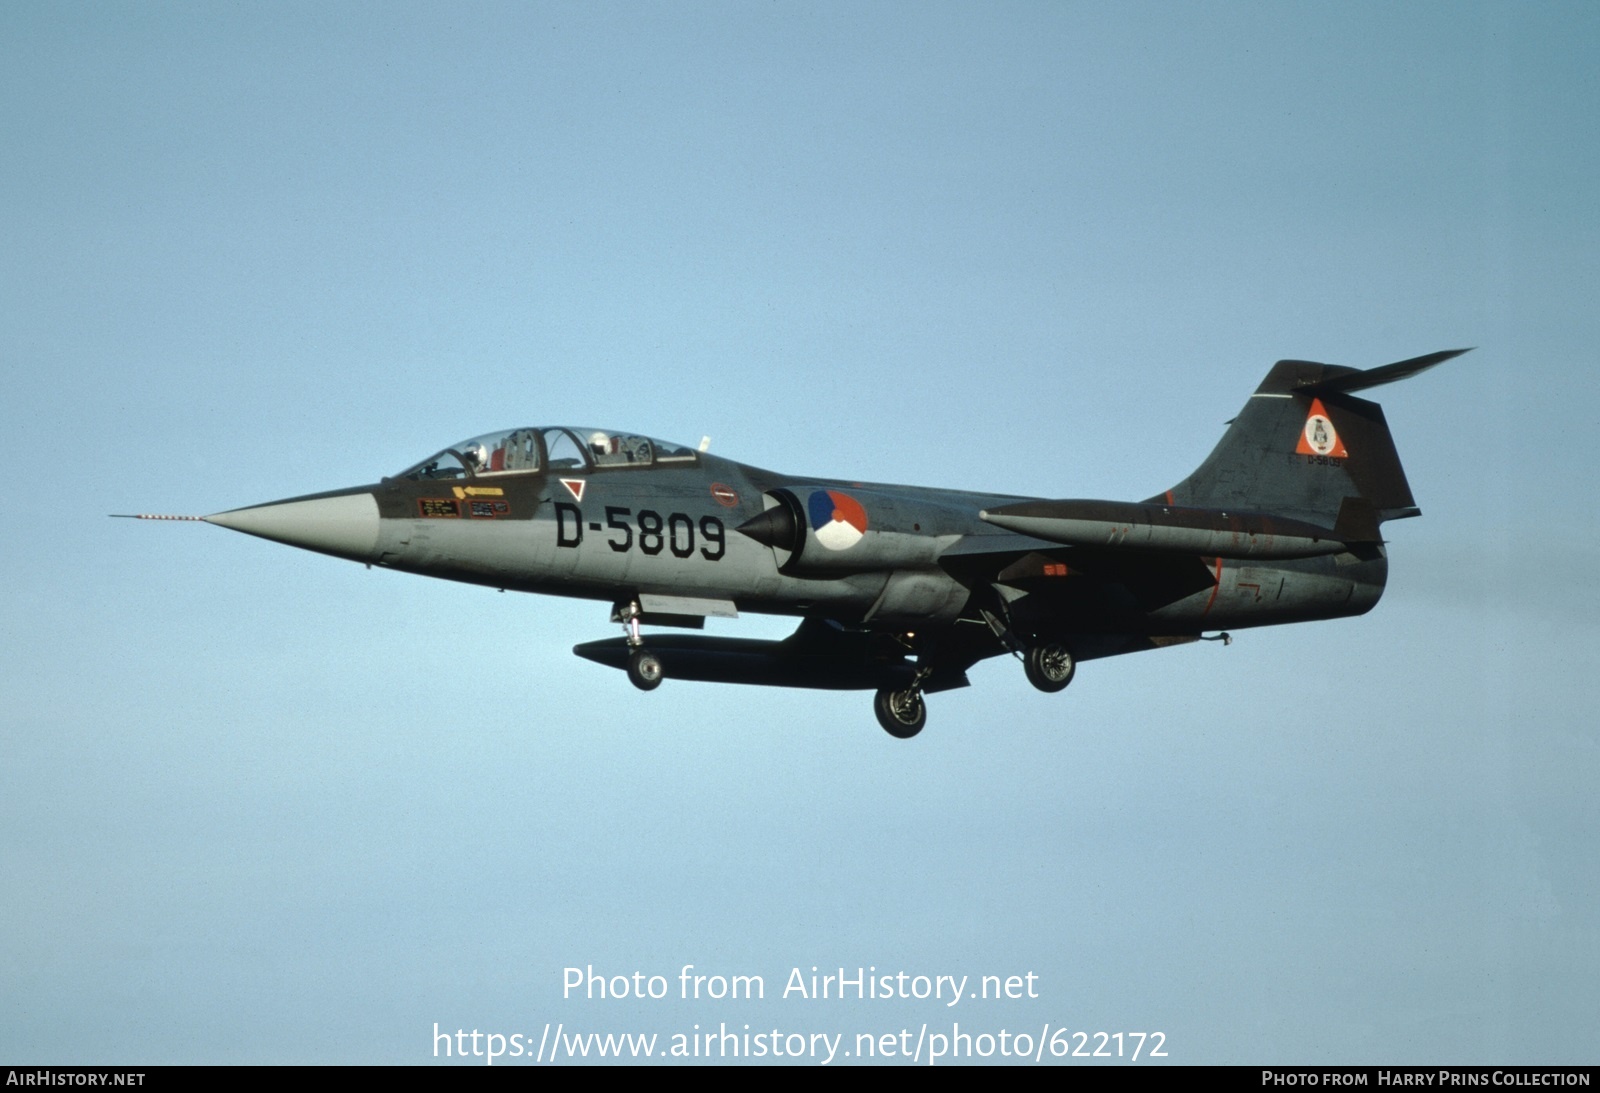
[3,1,1596,1064]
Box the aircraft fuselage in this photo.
[153,346,1460,736]
[212,449,1386,644]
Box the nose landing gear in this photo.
[627,648,664,691]
[615,599,665,691]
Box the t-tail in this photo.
[1158,348,1469,540]
[980,349,1466,558]
[976,348,1468,639]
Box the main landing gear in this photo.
[874,664,934,739]
[977,607,1079,697]
[874,686,927,739]
[1023,642,1076,693]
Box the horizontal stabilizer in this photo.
[1295,348,1471,396]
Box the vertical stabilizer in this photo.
[1158,349,1466,531]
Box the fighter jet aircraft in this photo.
[123,349,1463,737]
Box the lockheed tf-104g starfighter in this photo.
[124,349,1463,737]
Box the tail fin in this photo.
[1159,349,1468,533]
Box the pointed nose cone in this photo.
[205,491,380,561]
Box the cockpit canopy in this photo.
[397,427,698,481]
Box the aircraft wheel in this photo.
[627,649,664,691]
[1024,642,1076,693]
[874,687,926,739]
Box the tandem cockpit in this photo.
[394,427,700,482]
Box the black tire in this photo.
[1024,642,1075,693]
[627,649,664,691]
[873,687,926,738]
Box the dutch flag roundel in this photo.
[808,489,869,551]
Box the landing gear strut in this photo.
[615,599,664,691]
[980,604,1077,694]
[1023,642,1076,693]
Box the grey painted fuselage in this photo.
[181,349,1460,731]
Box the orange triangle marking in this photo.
[1296,398,1348,458]
[560,478,586,502]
